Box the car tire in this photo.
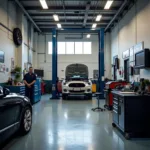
[20,107,32,135]
[88,94,92,100]
[62,94,68,100]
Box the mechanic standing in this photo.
[23,67,36,104]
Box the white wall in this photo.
[110,0,150,81]
[37,33,99,80]
[0,0,17,82]
[0,0,36,83]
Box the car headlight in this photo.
[63,83,66,85]
[88,82,91,85]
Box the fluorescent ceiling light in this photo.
[39,0,48,9]
[96,15,102,22]
[87,34,91,38]
[92,23,97,29]
[53,14,59,21]
[57,23,62,28]
[104,1,113,9]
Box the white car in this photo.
[62,64,92,100]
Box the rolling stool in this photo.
[91,92,105,112]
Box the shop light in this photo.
[104,1,113,10]
[57,23,62,28]
[92,23,97,29]
[87,34,91,38]
[39,0,48,9]
[96,15,102,22]
[53,14,59,21]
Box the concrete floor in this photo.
[3,95,150,150]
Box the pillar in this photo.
[98,28,105,97]
[51,29,58,99]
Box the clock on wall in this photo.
[13,28,22,46]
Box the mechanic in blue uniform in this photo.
[23,67,36,104]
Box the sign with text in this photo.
[130,47,134,61]
[134,42,144,54]
[122,49,130,59]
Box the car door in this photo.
[0,95,21,143]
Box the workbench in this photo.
[112,91,150,139]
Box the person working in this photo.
[23,67,36,104]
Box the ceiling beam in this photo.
[30,14,115,17]
[32,17,112,21]
[39,25,106,29]
[28,10,117,15]
[105,0,129,32]
[14,0,41,32]
[24,6,119,11]
[20,0,124,1]
[83,1,91,27]
[36,22,108,25]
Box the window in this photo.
[75,42,83,54]
[48,42,52,54]
[83,42,92,54]
[48,41,92,55]
[58,42,65,54]
[66,42,74,54]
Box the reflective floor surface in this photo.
[2,95,150,150]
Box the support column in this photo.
[98,28,105,98]
[51,29,58,99]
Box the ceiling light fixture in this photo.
[57,23,62,28]
[39,0,48,9]
[104,0,113,9]
[92,23,97,29]
[96,15,102,22]
[87,34,91,38]
[53,14,59,21]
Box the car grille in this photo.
[69,83,85,87]
[69,90,85,93]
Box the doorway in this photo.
[124,59,129,82]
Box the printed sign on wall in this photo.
[122,49,130,59]
[130,47,134,61]
[11,58,15,70]
[134,42,144,54]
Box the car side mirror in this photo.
[3,88,10,96]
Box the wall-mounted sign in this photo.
[130,47,134,61]
[123,49,130,59]
[0,64,5,72]
[11,58,15,70]
[134,41,144,54]
[93,70,98,79]
[0,50,4,63]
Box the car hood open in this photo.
[66,64,88,80]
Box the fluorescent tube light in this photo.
[53,14,59,21]
[39,0,48,9]
[104,1,113,10]
[87,34,91,38]
[92,23,97,29]
[96,15,102,22]
[57,23,62,28]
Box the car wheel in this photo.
[88,94,92,100]
[20,107,32,135]
[62,95,67,100]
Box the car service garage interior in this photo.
[1,0,150,150]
